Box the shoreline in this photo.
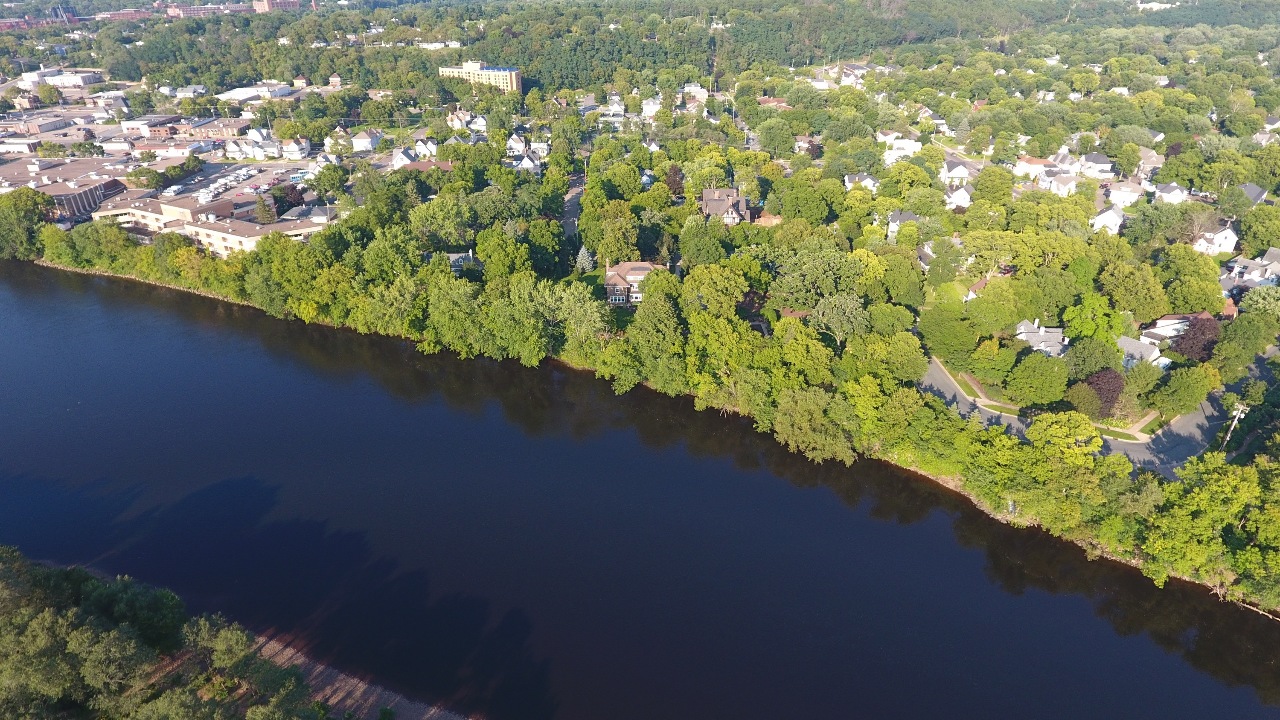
[254,634,467,720]
[18,259,1280,627]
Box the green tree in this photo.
[1151,366,1214,418]
[1005,353,1069,406]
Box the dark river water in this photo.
[3,260,1280,720]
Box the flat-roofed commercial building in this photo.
[438,61,521,93]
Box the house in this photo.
[1048,148,1082,175]
[1253,131,1277,147]
[945,183,975,210]
[351,129,383,153]
[468,116,488,134]
[681,83,709,105]
[1222,248,1280,296]
[246,127,273,144]
[175,84,207,99]
[964,277,988,302]
[641,96,663,119]
[414,138,438,158]
[1139,312,1214,345]
[917,236,963,273]
[756,96,793,111]
[1079,152,1115,180]
[1107,181,1144,208]
[1239,183,1268,208]
[1015,319,1069,357]
[389,147,418,170]
[874,129,901,144]
[603,261,656,305]
[1118,335,1171,370]
[506,133,527,157]
[844,173,879,193]
[939,160,970,187]
[1014,156,1055,181]
[1192,221,1239,256]
[444,249,482,276]
[699,188,754,226]
[281,137,310,161]
[446,110,474,131]
[328,73,342,89]
[1136,147,1164,179]
[886,209,920,239]
[883,138,922,166]
[508,153,540,173]
[1154,182,1187,204]
[794,135,818,155]
[1047,174,1080,198]
[1091,205,1126,235]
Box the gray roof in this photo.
[1015,321,1069,356]
[1118,335,1160,363]
[1239,182,1267,205]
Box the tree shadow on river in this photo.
[6,261,1280,710]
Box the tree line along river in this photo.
[1,259,1279,720]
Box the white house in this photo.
[281,138,310,161]
[1107,181,1144,208]
[446,110,473,131]
[883,138,922,166]
[414,138,438,158]
[352,129,383,153]
[1154,182,1187,204]
[1014,156,1055,181]
[468,116,489,134]
[945,184,975,210]
[641,96,662,119]
[1193,222,1239,256]
[886,209,920,239]
[1047,174,1080,197]
[940,160,970,187]
[1079,152,1115,180]
[506,133,527,157]
[1118,335,1171,370]
[1015,319,1069,357]
[844,173,879,193]
[390,147,418,170]
[1091,205,1126,235]
[1136,147,1164,179]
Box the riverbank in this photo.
[255,635,466,720]
[19,257,1280,626]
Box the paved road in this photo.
[919,358,1222,478]
[561,173,584,241]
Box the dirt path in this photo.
[255,636,468,720]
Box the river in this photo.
[1,260,1280,719]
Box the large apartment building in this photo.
[438,61,521,93]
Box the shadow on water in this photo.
[6,261,1280,712]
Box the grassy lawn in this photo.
[1098,427,1140,441]
[1141,416,1167,435]
[949,370,980,399]
[982,401,1021,415]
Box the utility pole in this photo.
[1221,401,1249,451]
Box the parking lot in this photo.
[163,160,312,204]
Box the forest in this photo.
[0,546,348,720]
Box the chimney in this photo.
[1033,318,1039,328]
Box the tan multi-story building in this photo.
[252,0,298,13]
[438,61,521,93]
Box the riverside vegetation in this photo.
[0,546,357,720]
[7,0,1280,624]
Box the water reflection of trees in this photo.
[11,261,1280,707]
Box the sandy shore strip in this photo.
[255,635,469,720]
